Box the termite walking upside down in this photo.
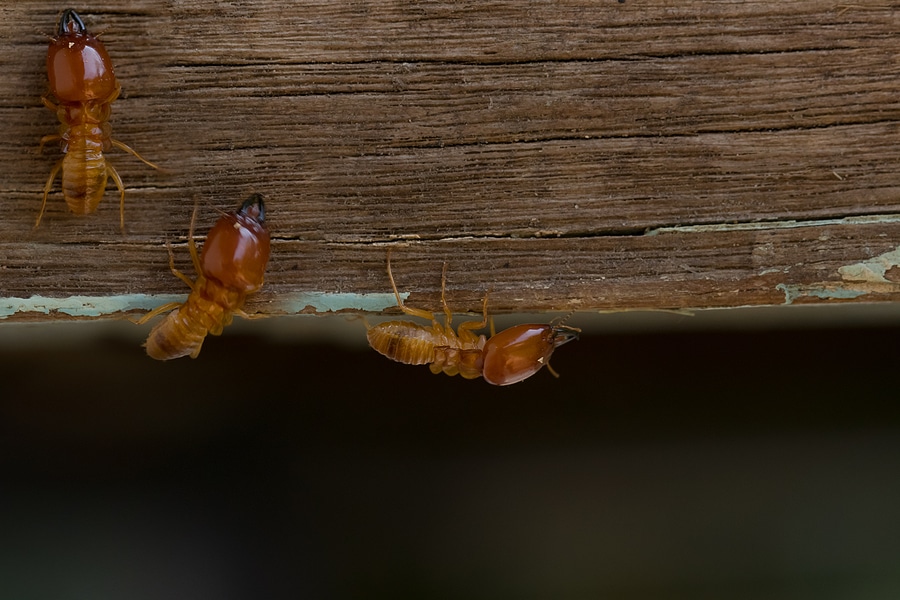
[38,8,159,229]
[367,251,580,385]
[138,194,271,360]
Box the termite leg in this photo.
[111,139,160,170]
[166,237,196,289]
[186,204,202,276]
[37,133,61,154]
[107,162,126,231]
[133,301,181,325]
[439,261,453,329]
[40,95,57,112]
[451,264,489,341]
[456,291,489,336]
[133,237,195,325]
[385,248,436,322]
[233,308,266,321]
[103,84,121,104]
[35,158,63,228]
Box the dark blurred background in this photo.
[2,308,900,599]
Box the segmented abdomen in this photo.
[367,321,440,365]
[61,124,107,214]
[145,290,229,360]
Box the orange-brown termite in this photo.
[38,8,159,229]
[367,251,580,385]
[138,194,271,360]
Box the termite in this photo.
[37,8,159,229]
[138,194,271,360]
[367,251,580,385]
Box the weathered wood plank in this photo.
[1,1,898,322]
[4,218,900,319]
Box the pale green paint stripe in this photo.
[270,292,405,313]
[1,292,405,319]
[775,284,868,305]
[838,246,900,284]
[0,294,186,318]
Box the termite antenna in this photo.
[550,311,575,328]
[542,324,580,380]
[546,363,562,379]
[36,27,55,42]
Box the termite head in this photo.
[47,8,118,103]
[238,192,266,222]
[481,322,580,386]
[57,9,86,36]
[201,194,271,292]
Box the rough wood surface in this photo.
[1,1,899,322]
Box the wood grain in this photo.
[1,1,899,322]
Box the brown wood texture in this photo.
[1,1,899,322]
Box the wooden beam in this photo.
[2,1,899,322]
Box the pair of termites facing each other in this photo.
[38,8,159,230]
[368,251,580,385]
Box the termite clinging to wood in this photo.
[367,250,580,385]
[138,194,271,360]
[38,8,159,229]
